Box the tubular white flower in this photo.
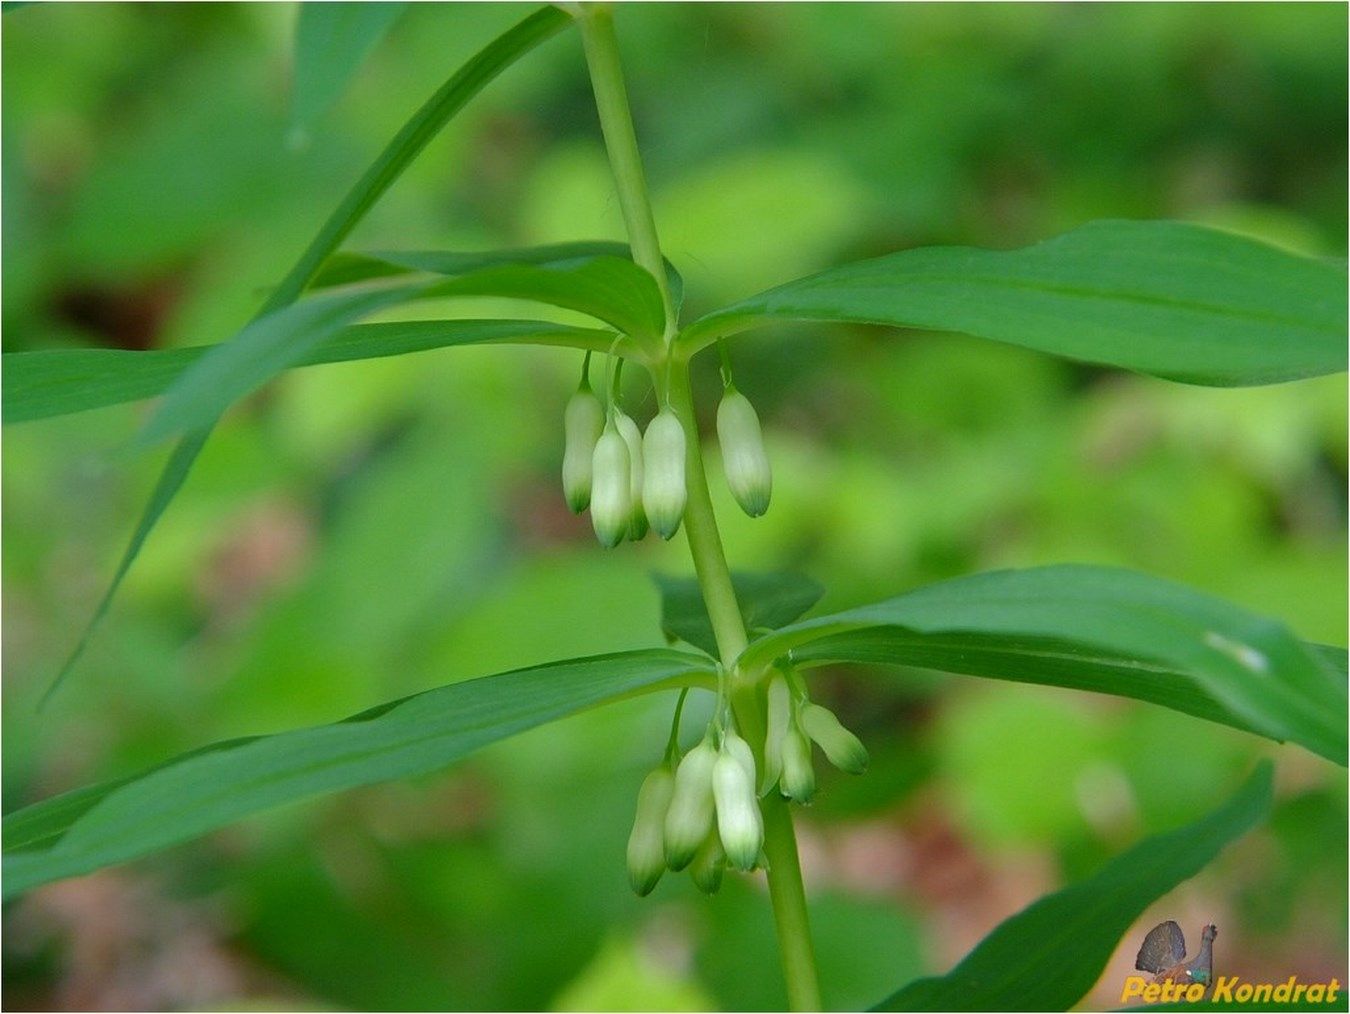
[779,726,816,804]
[615,411,648,541]
[641,409,687,539]
[689,828,726,895]
[713,748,764,872]
[716,387,771,517]
[760,674,791,795]
[722,729,756,785]
[561,383,605,513]
[663,740,717,870]
[626,766,675,896]
[799,703,868,775]
[589,423,632,548]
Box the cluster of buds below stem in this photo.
[717,386,772,518]
[562,382,688,546]
[627,728,766,897]
[760,672,868,804]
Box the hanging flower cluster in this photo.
[626,673,867,898]
[560,352,772,546]
[627,721,766,897]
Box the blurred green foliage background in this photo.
[3,4,1346,1010]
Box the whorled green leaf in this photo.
[654,570,825,659]
[5,649,712,899]
[3,319,616,424]
[309,242,686,315]
[742,565,1346,765]
[872,762,1272,1011]
[416,256,666,343]
[291,2,408,133]
[679,220,1348,387]
[37,7,572,699]
[792,629,1346,752]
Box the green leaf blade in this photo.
[1,319,618,424]
[5,649,710,898]
[682,220,1347,387]
[420,256,666,342]
[265,6,571,315]
[746,565,1346,764]
[872,762,1273,1011]
[136,281,426,446]
[291,1,408,133]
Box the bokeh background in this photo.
[3,3,1346,1010]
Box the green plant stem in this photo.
[576,5,676,334]
[579,11,821,1007]
[666,367,747,669]
[674,365,822,1012]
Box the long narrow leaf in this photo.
[265,6,570,315]
[744,565,1346,764]
[418,257,665,342]
[872,762,1272,1010]
[791,628,1345,747]
[309,242,686,313]
[38,428,211,705]
[4,319,616,424]
[291,2,408,132]
[679,220,1347,387]
[136,281,428,446]
[41,7,571,698]
[5,649,712,898]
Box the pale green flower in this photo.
[663,740,717,870]
[589,422,632,548]
[561,383,605,513]
[626,766,674,896]
[716,387,771,517]
[641,409,687,539]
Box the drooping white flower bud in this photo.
[663,740,717,871]
[561,383,605,513]
[641,409,687,540]
[761,674,791,795]
[779,726,816,804]
[688,829,726,895]
[614,411,648,541]
[716,387,771,518]
[722,729,756,785]
[799,703,868,775]
[590,422,632,548]
[713,747,764,872]
[626,766,675,896]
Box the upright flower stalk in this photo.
[577,7,822,1008]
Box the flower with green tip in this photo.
[590,422,632,548]
[641,409,687,539]
[663,740,717,870]
[799,703,868,775]
[716,387,771,517]
[614,412,648,541]
[760,674,791,795]
[626,766,675,896]
[689,829,726,895]
[779,726,815,804]
[561,382,605,513]
[712,746,764,872]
